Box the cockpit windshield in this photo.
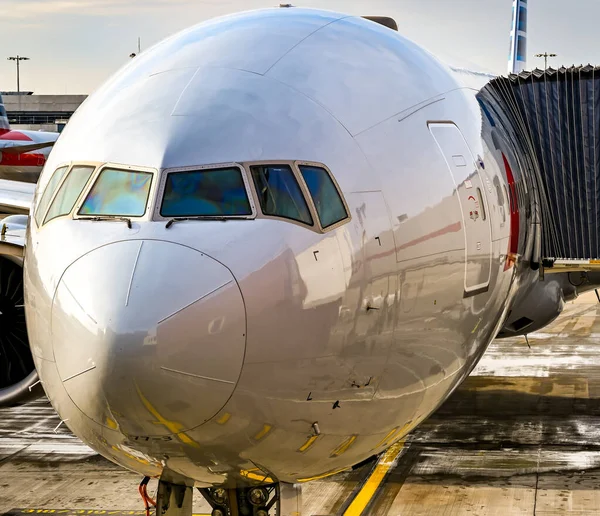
[160,167,252,217]
[44,165,95,224]
[79,168,152,217]
[34,165,68,226]
[34,160,348,231]
[251,164,313,225]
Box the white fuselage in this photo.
[24,8,521,488]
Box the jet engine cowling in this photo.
[0,216,41,406]
[497,271,600,338]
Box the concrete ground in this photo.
[2,292,600,515]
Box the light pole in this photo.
[7,55,30,93]
[535,52,557,70]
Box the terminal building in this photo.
[1,92,87,132]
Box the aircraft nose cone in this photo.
[51,240,246,437]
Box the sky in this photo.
[1,0,599,95]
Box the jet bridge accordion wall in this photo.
[480,66,600,261]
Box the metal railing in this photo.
[7,113,74,125]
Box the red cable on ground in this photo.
[144,482,157,507]
[138,482,150,516]
[139,477,156,516]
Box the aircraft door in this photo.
[429,123,492,294]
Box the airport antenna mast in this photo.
[535,52,557,70]
[508,0,528,74]
[7,55,30,94]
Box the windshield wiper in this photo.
[85,216,132,229]
[165,216,228,229]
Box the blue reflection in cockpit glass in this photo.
[161,168,252,217]
[251,165,313,225]
[300,165,348,228]
[80,168,152,216]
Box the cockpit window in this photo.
[251,165,313,225]
[44,165,95,224]
[34,165,68,226]
[299,165,348,229]
[160,167,252,217]
[80,168,152,217]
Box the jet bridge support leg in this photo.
[156,480,193,516]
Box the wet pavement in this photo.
[2,293,600,515]
[366,292,600,515]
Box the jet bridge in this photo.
[480,65,600,273]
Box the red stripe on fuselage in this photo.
[502,153,520,270]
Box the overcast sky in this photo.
[1,0,599,95]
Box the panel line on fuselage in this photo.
[157,279,233,324]
[160,367,235,385]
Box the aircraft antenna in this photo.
[130,38,142,59]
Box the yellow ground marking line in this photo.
[548,318,570,332]
[463,376,590,398]
[16,511,211,516]
[573,314,595,332]
[297,435,319,453]
[343,440,406,516]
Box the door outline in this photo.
[428,122,493,294]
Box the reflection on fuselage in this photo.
[24,7,528,489]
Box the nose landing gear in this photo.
[199,485,279,516]
[143,478,302,516]
[139,478,193,516]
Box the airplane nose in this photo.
[51,240,246,437]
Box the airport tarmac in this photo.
[2,292,600,515]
